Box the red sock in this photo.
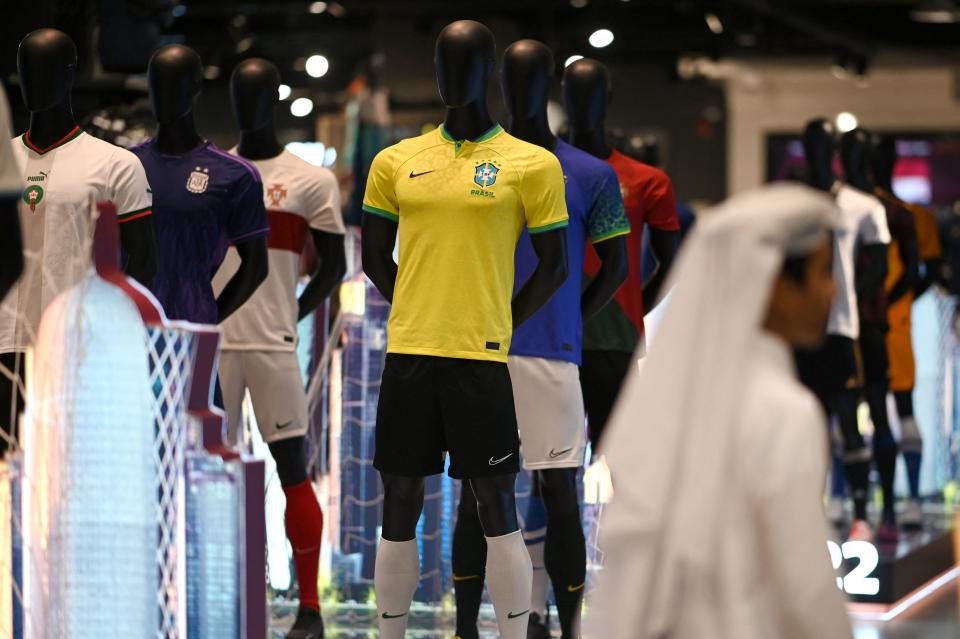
[283,480,324,611]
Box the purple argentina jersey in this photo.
[511,139,630,364]
[130,140,269,324]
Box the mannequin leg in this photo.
[834,389,871,522]
[537,468,585,639]
[866,383,898,527]
[375,473,424,639]
[453,482,486,639]
[895,391,923,500]
[470,473,531,639]
[524,477,550,620]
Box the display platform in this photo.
[842,508,958,620]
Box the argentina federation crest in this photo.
[186,166,210,194]
[474,162,499,188]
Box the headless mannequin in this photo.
[19,29,157,286]
[843,128,897,528]
[564,58,677,311]
[362,21,569,545]
[230,57,346,481]
[147,45,268,324]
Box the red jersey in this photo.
[582,149,680,352]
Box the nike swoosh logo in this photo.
[567,582,585,592]
[453,574,479,581]
[488,453,513,466]
[549,447,572,458]
[276,420,295,430]
[381,612,407,619]
[409,170,434,178]
[507,609,529,619]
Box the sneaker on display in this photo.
[827,498,846,526]
[848,519,874,543]
[901,499,923,530]
[286,606,325,639]
[527,611,551,639]
[876,521,899,544]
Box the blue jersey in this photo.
[130,140,269,325]
[511,139,630,364]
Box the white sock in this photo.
[486,530,533,639]
[374,537,420,639]
[526,537,549,617]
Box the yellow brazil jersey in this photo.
[362,124,569,363]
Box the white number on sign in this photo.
[826,540,880,596]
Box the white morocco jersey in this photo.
[827,184,890,339]
[3,129,153,353]
[214,148,344,351]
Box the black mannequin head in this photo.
[802,118,836,192]
[147,44,203,124]
[435,20,495,108]
[17,29,77,112]
[501,39,554,120]
[840,127,874,192]
[870,134,897,193]
[231,58,281,131]
[562,58,610,132]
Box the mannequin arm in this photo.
[581,235,627,322]
[361,214,399,303]
[216,236,268,323]
[512,228,568,328]
[642,228,679,311]
[119,215,158,287]
[856,244,888,308]
[915,257,944,298]
[297,229,347,320]
[0,198,23,301]
[887,233,919,306]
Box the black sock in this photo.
[452,488,486,639]
[866,383,898,524]
[544,511,586,639]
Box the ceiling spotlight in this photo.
[911,0,960,23]
[278,84,292,100]
[309,1,328,13]
[565,55,584,67]
[236,36,254,53]
[306,54,329,78]
[589,29,614,48]
[836,112,858,133]
[571,0,588,7]
[203,65,221,80]
[291,97,314,117]
[704,12,724,34]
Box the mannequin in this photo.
[872,135,933,529]
[3,29,157,457]
[797,118,891,542]
[452,39,629,639]
[362,20,569,639]
[213,57,346,639]
[132,44,268,329]
[563,57,681,448]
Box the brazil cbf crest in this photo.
[474,162,499,188]
[186,166,210,193]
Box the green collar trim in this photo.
[439,123,504,144]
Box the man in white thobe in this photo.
[590,183,853,639]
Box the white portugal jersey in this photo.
[827,184,891,339]
[2,129,153,352]
[214,149,345,351]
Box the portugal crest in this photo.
[23,185,43,213]
[474,162,499,188]
[186,166,210,194]
[267,183,287,207]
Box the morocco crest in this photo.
[23,185,43,213]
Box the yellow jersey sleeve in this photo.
[521,150,569,234]
[362,147,400,222]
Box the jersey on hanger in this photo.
[213,148,345,351]
[130,139,268,325]
[828,184,891,339]
[362,124,569,363]
[510,139,629,364]
[582,149,680,353]
[3,128,152,352]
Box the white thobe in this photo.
[591,332,853,639]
